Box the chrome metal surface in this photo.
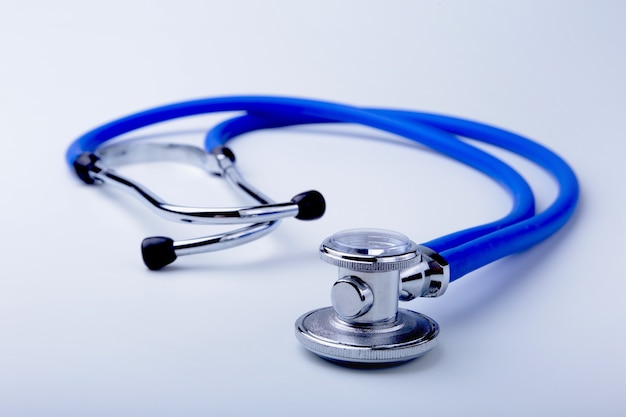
[319,229,422,272]
[95,169,298,224]
[399,245,449,300]
[296,229,447,365]
[90,151,299,225]
[295,307,439,364]
[219,158,273,205]
[97,142,221,174]
[92,141,293,257]
[330,276,374,320]
[333,268,400,324]
[172,221,276,256]
[419,246,450,298]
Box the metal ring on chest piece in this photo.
[295,229,443,365]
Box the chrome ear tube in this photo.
[295,228,449,365]
[73,142,325,270]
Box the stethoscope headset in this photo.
[66,96,579,366]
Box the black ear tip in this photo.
[141,236,177,270]
[72,152,100,184]
[292,190,326,220]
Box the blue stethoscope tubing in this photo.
[65,96,579,281]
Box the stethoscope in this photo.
[66,96,579,366]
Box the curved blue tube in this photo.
[205,113,536,252]
[204,109,578,280]
[66,95,579,281]
[373,110,579,278]
[67,95,536,250]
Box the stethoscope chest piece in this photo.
[295,229,447,366]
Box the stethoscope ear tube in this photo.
[139,187,326,270]
[203,104,579,281]
[70,141,326,269]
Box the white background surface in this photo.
[1,1,625,416]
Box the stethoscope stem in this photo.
[95,165,302,225]
[140,221,280,270]
[172,221,278,256]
